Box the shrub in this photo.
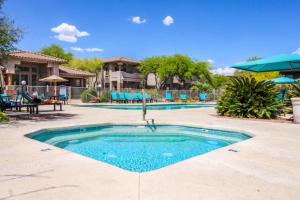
[80,88,97,103]
[292,81,300,97]
[217,77,282,119]
[99,96,109,102]
[0,112,9,122]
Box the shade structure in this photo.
[271,77,298,84]
[231,54,300,72]
[39,75,68,83]
[39,75,68,96]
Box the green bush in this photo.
[217,77,282,119]
[292,81,300,97]
[0,112,9,122]
[80,88,97,103]
[99,96,109,102]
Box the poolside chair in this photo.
[125,93,132,103]
[0,94,12,112]
[277,88,286,102]
[132,93,139,103]
[145,93,151,102]
[111,92,118,103]
[199,92,206,102]
[118,92,126,103]
[180,94,187,102]
[137,93,143,102]
[165,92,173,102]
[59,85,68,104]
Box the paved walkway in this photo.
[0,105,299,200]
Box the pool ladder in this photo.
[145,119,156,132]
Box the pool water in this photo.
[77,104,214,110]
[27,125,250,172]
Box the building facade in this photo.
[2,51,95,87]
[101,57,141,91]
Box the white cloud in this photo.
[70,47,84,52]
[131,16,146,24]
[86,48,104,52]
[70,47,104,53]
[293,48,300,55]
[212,67,235,76]
[162,16,174,26]
[51,23,89,43]
[207,59,214,64]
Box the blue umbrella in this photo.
[231,54,300,72]
[271,77,297,84]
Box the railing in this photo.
[110,71,141,82]
[5,85,87,99]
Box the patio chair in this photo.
[165,92,173,102]
[277,88,286,102]
[145,93,151,102]
[118,92,126,103]
[125,93,132,103]
[59,85,68,104]
[137,93,143,102]
[132,93,139,103]
[199,92,206,102]
[0,94,12,112]
[111,92,118,103]
[180,94,187,102]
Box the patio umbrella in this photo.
[39,75,68,96]
[271,77,298,84]
[231,54,300,72]
[0,66,5,90]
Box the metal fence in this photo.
[5,85,223,102]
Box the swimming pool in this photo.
[76,103,214,110]
[27,125,250,172]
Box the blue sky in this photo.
[4,0,300,74]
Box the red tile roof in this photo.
[9,51,67,63]
[59,66,95,77]
[103,57,140,65]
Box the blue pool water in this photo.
[27,125,250,172]
[77,104,214,110]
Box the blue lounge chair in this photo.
[165,92,173,101]
[137,93,143,102]
[0,94,12,112]
[277,88,286,102]
[145,93,151,102]
[180,94,187,102]
[132,93,139,102]
[125,93,132,103]
[199,92,206,101]
[59,86,68,104]
[111,92,118,102]
[118,92,125,102]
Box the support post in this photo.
[142,89,146,121]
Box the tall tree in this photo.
[67,58,103,87]
[40,44,73,61]
[0,0,22,62]
[139,56,163,89]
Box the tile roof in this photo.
[9,51,67,63]
[59,66,95,77]
[103,57,140,65]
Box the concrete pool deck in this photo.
[0,105,299,200]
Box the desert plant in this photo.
[217,77,282,119]
[80,88,97,103]
[292,81,300,97]
[0,112,9,122]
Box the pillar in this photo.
[7,73,13,85]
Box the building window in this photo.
[75,79,81,87]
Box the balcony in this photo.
[109,71,141,82]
